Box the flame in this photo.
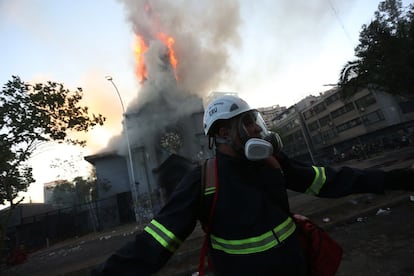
[156,32,178,80]
[134,35,148,83]
[133,32,179,83]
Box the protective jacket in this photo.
[93,150,412,276]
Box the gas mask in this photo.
[237,111,283,161]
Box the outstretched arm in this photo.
[92,167,202,275]
[383,165,414,191]
[277,152,414,198]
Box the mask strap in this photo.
[236,115,249,145]
[208,136,215,149]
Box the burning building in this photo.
[85,0,240,222]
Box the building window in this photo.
[325,92,340,105]
[362,110,385,125]
[292,130,304,141]
[318,115,331,127]
[355,93,376,109]
[313,102,326,114]
[308,121,319,132]
[331,102,355,118]
[399,101,414,114]
[283,130,306,153]
[336,117,362,133]
[320,128,337,140]
[311,134,323,145]
[282,119,300,132]
[303,109,314,120]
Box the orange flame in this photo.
[156,32,178,80]
[133,32,179,83]
[134,35,148,83]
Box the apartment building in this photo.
[258,105,286,129]
[272,96,319,162]
[273,88,414,163]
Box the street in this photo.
[3,147,414,276]
[4,195,414,276]
[332,199,414,276]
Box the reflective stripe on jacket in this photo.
[144,219,182,253]
[210,216,296,254]
[305,166,327,195]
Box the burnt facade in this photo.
[85,94,212,217]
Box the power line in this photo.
[327,0,354,48]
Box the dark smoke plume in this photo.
[105,0,241,155]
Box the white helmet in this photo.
[203,95,255,135]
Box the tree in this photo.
[73,175,98,203]
[44,169,106,207]
[0,76,105,208]
[339,0,414,99]
[49,155,105,204]
[51,181,77,207]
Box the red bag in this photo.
[293,214,343,276]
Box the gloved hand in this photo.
[384,166,414,191]
[264,131,283,154]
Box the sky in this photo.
[1,0,412,205]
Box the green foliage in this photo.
[339,0,414,99]
[51,181,76,207]
[50,175,100,207]
[73,175,97,203]
[50,153,92,182]
[0,76,106,207]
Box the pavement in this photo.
[332,199,414,276]
[3,146,414,276]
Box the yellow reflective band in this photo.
[144,219,182,253]
[210,217,296,255]
[204,186,216,195]
[306,166,327,196]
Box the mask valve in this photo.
[244,138,273,161]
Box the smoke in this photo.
[103,0,241,155]
[119,0,241,99]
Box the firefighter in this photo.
[92,95,414,275]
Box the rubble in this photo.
[375,208,391,216]
[356,217,367,222]
[322,217,331,223]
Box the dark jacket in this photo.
[92,151,412,275]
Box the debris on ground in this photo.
[322,217,331,223]
[375,208,391,216]
[356,217,367,222]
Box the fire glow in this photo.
[133,32,179,83]
[133,36,149,83]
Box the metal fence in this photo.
[4,192,152,253]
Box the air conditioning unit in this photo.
[360,107,365,112]
[328,121,333,126]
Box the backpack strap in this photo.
[198,157,218,276]
[204,158,217,196]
